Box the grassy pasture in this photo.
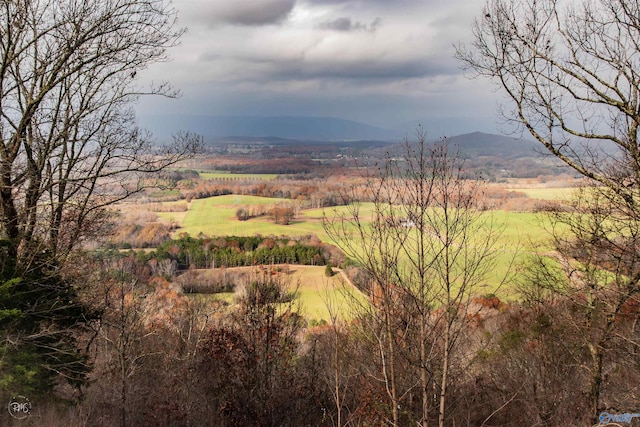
[158,194,327,237]
[288,265,360,321]
[507,186,577,200]
[164,194,554,253]
[319,205,552,298]
[159,195,555,250]
[161,194,555,250]
[198,265,359,323]
[158,194,561,305]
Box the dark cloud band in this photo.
[318,17,382,32]
[201,0,296,27]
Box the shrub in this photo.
[325,262,335,277]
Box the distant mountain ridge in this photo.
[138,114,402,141]
[440,131,541,158]
[370,131,542,159]
[138,114,546,158]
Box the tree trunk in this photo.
[587,337,606,424]
[0,161,20,261]
[334,329,342,427]
[421,320,429,427]
[383,307,399,426]
[439,320,450,427]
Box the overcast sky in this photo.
[136,0,502,134]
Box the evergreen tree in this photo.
[0,249,95,399]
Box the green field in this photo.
[162,196,551,245]
[199,265,361,323]
[507,186,577,200]
[158,195,327,237]
[287,266,361,321]
[160,194,554,256]
[159,194,559,307]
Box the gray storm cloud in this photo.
[172,0,474,84]
[199,0,296,27]
[137,0,497,131]
[318,17,382,32]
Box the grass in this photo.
[288,266,360,322]
[194,265,359,323]
[321,207,553,299]
[158,195,327,238]
[156,194,562,308]
[161,194,556,257]
[507,187,577,200]
[159,196,553,248]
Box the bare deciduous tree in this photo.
[515,184,640,422]
[456,0,640,199]
[323,130,508,426]
[457,0,640,422]
[0,0,199,402]
[0,0,200,271]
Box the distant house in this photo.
[400,219,416,227]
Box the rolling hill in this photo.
[440,131,541,158]
[371,131,542,159]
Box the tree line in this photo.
[140,235,330,270]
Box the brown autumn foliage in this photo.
[31,250,640,427]
[109,222,174,248]
[269,205,295,225]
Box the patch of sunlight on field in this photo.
[192,266,360,323]
[289,266,362,322]
[161,194,332,239]
[168,196,558,298]
[180,195,291,236]
[304,204,377,220]
[491,210,552,247]
[508,187,577,200]
[319,208,555,299]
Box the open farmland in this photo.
[123,178,579,319]
[10,0,638,420]
[153,194,564,301]
[159,195,554,247]
[203,265,361,322]
[157,194,327,237]
[504,186,577,200]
